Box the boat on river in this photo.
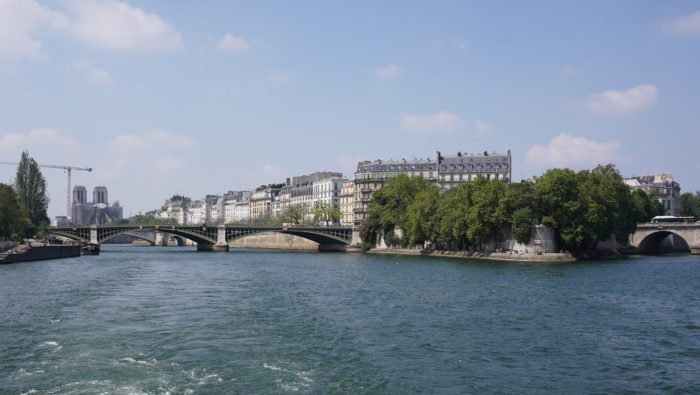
[81,243,100,256]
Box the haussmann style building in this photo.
[352,149,512,226]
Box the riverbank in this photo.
[0,244,81,264]
[368,247,577,263]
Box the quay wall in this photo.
[0,245,81,264]
[229,232,318,251]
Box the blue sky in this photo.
[1,0,699,218]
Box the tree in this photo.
[279,205,307,225]
[368,174,433,228]
[0,183,30,238]
[312,202,340,225]
[679,192,700,219]
[511,207,533,244]
[14,151,49,235]
[404,184,440,245]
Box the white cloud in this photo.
[400,111,465,133]
[267,70,295,83]
[375,64,400,78]
[0,0,68,60]
[109,130,193,154]
[581,84,658,115]
[73,59,114,87]
[0,128,78,152]
[561,66,578,76]
[155,156,184,172]
[474,120,493,136]
[67,0,182,52]
[0,0,182,59]
[218,33,248,52]
[526,134,620,168]
[666,9,700,35]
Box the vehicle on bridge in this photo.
[651,216,695,224]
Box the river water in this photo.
[1,246,699,394]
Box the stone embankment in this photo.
[0,244,81,264]
[368,247,576,263]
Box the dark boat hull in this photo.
[81,244,100,255]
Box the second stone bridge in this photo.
[49,224,357,252]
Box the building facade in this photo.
[624,174,682,216]
[71,185,123,225]
[437,150,512,189]
[340,180,355,227]
[353,158,437,226]
[352,149,511,226]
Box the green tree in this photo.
[679,192,700,219]
[434,183,472,250]
[466,178,508,248]
[279,205,307,225]
[368,174,433,228]
[0,183,30,238]
[14,151,50,235]
[511,207,533,244]
[404,184,440,245]
[312,202,340,225]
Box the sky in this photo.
[1,0,699,219]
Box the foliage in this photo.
[279,205,308,225]
[368,174,434,228]
[127,214,178,225]
[358,218,375,243]
[679,192,700,219]
[403,184,440,245]
[312,202,340,225]
[365,163,648,252]
[511,207,533,244]
[14,151,49,236]
[0,183,31,238]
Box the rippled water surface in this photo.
[2,246,700,394]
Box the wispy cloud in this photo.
[0,128,78,153]
[0,0,68,60]
[73,59,114,87]
[67,0,182,52]
[474,120,494,136]
[218,33,248,52]
[375,64,400,79]
[526,134,620,168]
[581,84,658,115]
[109,130,193,154]
[665,9,700,35]
[267,70,295,84]
[0,0,182,59]
[400,111,465,133]
[561,66,579,76]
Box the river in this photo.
[1,245,699,394]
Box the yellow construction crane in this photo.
[0,161,92,221]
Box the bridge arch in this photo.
[636,230,690,254]
[101,231,156,246]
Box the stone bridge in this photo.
[630,222,700,254]
[48,224,355,252]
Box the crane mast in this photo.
[0,161,92,221]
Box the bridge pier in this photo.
[90,225,98,244]
[318,243,347,252]
[691,246,700,255]
[197,243,229,252]
[196,225,230,252]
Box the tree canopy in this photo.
[365,164,661,251]
[14,151,49,236]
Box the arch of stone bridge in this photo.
[635,230,691,253]
[225,229,351,246]
[118,227,216,246]
[101,231,156,246]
